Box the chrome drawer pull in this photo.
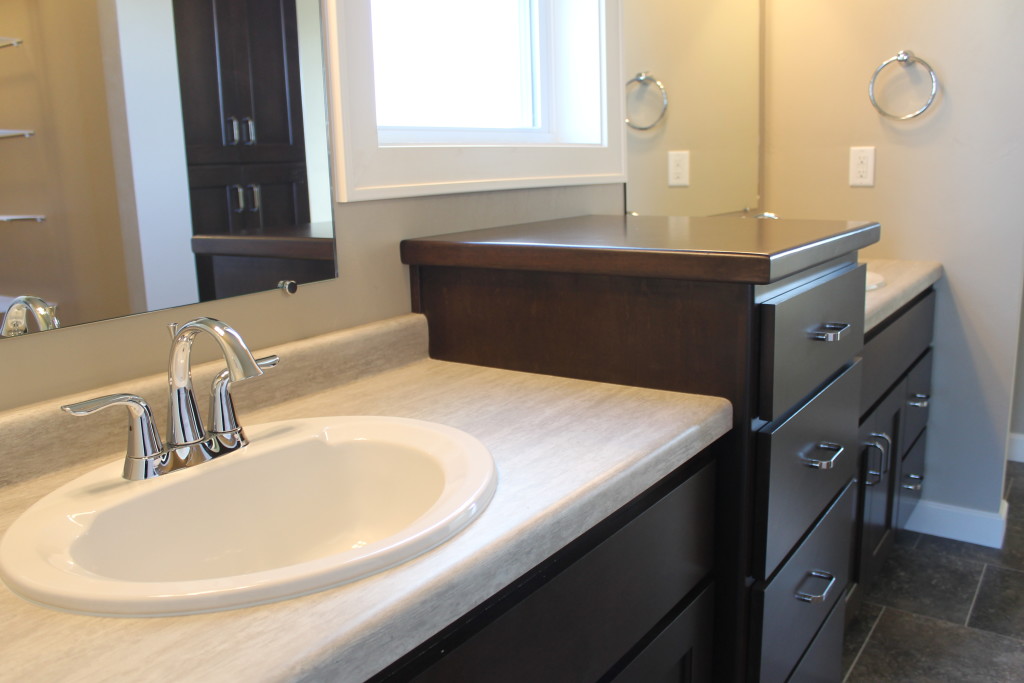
[908,393,930,408]
[794,570,836,603]
[799,442,845,470]
[863,439,886,486]
[809,322,851,342]
[902,472,924,491]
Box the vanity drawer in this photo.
[760,264,866,421]
[756,360,861,578]
[787,595,845,683]
[897,430,926,531]
[900,349,933,457]
[860,289,936,415]
[756,482,855,683]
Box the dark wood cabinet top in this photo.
[191,221,334,260]
[401,215,880,283]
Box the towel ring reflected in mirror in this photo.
[625,72,668,130]
[869,50,939,120]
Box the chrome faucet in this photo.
[61,317,275,480]
[0,295,60,336]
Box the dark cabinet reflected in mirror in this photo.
[0,0,335,337]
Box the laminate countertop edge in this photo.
[0,316,732,683]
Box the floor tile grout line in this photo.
[965,563,987,627]
[843,606,885,683]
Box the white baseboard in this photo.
[904,498,1008,549]
[1010,433,1024,463]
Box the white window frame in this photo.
[323,0,625,202]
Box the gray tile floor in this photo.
[842,462,1024,682]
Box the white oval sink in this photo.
[0,416,497,616]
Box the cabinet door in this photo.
[857,382,903,586]
[187,164,309,236]
[174,0,306,165]
[609,584,714,683]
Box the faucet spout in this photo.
[167,317,263,447]
[0,295,60,336]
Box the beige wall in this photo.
[0,184,622,411]
[763,0,1024,517]
[0,0,129,325]
[623,0,760,216]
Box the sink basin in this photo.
[0,416,497,616]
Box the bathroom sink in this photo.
[0,416,497,616]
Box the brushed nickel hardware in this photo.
[794,570,836,603]
[902,472,924,491]
[61,318,272,480]
[870,432,893,474]
[1,295,59,336]
[625,72,668,131]
[247,184,261,212]
[799,442,845,470]
[278,280,298,294]
[232,184,246,212]
[869,50,939,120]
[0,215,45,222]
[863,438,886,486]
[0,37,23,49]
[809,322,851,342]
[0,129,33,139]
[242,116,256,144]
[907,393,930,408]
[227,116,241,145]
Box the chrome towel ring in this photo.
[625,72,668,130]
[868,50,938,120]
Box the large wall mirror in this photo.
[623,0,760,218]
[0,0,335,337]
[0,0,759,340]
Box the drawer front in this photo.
[757,482,855,683]
[901,349,933,456]
[787,596,845,683]
[757,360,861,578]
[860,290,936,415]
[897,431,926,531]
[760,264,866,421]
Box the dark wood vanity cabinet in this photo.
[401,215,881,682]
[853,291,936,594]
[372,456,717,683]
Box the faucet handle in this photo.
[61,394,165,480]
[209,355,279,436]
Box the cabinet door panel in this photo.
[409,464,715,683]
[857,383,902,586]
[610,584,714,683]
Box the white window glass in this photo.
[371,0,537,130]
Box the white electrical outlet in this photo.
[668,150,690,187]
[849,146,875,187]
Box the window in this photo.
[324,0,624,201]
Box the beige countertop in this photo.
[863,258,943,332]
[0,315,731,683]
